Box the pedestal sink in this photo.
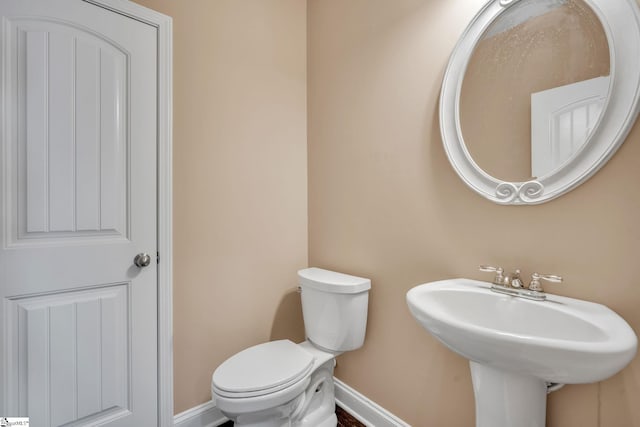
[406,279,637,427]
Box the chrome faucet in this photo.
[479,265,505,285]
[528,272,563,292]
[479,265,522,287]
[479,265,563,301]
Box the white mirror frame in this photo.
[440,0,640,205]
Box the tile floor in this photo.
[336,406,365,427]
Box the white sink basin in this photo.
[407,278,637,383]
[407,278,637,427]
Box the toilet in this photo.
[211,268,371,427]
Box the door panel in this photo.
[7,284,130,425]
[1,1,158,425]
[13,19,129,242]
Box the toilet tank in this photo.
[298,268,371,353]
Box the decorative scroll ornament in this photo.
[518,181,545,203]
[496,182,519,202]
[496,181,544,204]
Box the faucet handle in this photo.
[479,265,505,285]
[528,272,563,292]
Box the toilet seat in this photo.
[212,340,315,399]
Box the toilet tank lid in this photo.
[298,268,371,294]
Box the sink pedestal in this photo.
[470,362,547,427]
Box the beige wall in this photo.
[131,0,308,414]
[308,0,640,426]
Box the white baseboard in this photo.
[173,400,228,427]
[174,378,411,427]
[334,378,411,427]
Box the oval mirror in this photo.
[440,0,640,204]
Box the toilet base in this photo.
[216,341,339,427]
[233,393,304,427]
[310,413,337,427]
[292,361,336,427]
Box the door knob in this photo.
[134,253,152,268]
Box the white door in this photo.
[531,76,609,178]
[0,0,158,425]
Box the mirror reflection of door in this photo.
[531,76,609,178]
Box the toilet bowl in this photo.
[211,268,371,427]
